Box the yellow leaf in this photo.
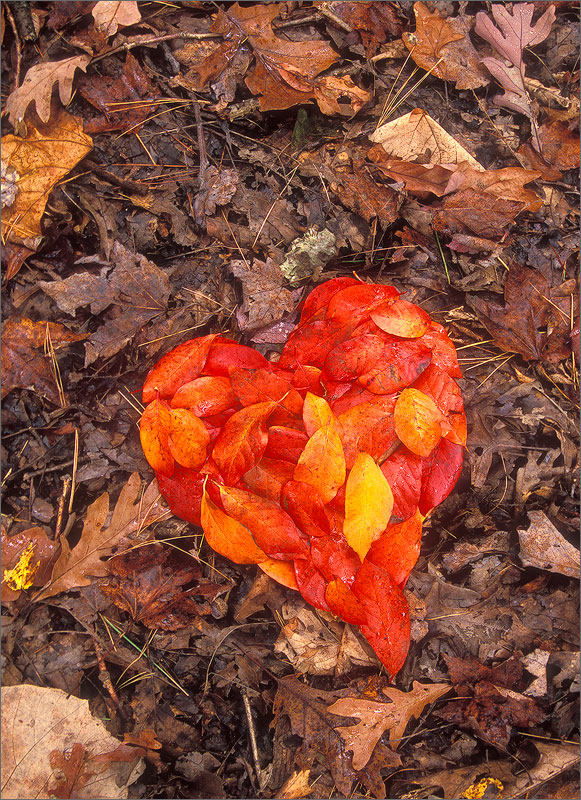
[302,391,334,436]
[2,543,39,591]
[344,452,394,561]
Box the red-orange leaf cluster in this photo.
[140,279,466,676]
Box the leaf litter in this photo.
[1,2,579,799]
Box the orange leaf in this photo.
[327,283,400,325]
[371,298,430,338]
[230,367,303,416]
[242,457,296,502]
[212,401,276,484]
[325,578,367,626]
[394,388,442,457]
[258,558,299,590]
[336,395,397,468]
[358,339,432,394]
[300,276,360,324]
[264,425,309,463]
[351,561,410,677]
[294,421,346,504]
[281,480,330,538]
[344,452,394,561]
[170,376,236,415]
[323,334,385,381]
[200,488,266,564]
[142,334,217,403]
[365,508,423,588]
[219,485,308,560]
[302,391,334,436]
[411,364,466,446]
[167,408,210,470]
[139,399,174,476]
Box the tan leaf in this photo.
[1,685,143,799]
[35,474,169,600]
[92,1,141,37]
[370,108,483,169]
[518,510,580,579]
[5,55,91,125]
[1,110,92,249]
[328,681,451,767]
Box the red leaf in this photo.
[142,334,218,403]
[370,297,430,338]
[204,340,269,376]
[139,399,174,476]
[156,464,206,526]
[170,375,237,415]
[351,561,411,677]
[242,457,295,502]
[213,401,276,484]
[310,532,361,586]
[330,384,378,415]
[359,338,432,394]
[219,485,308,560]
[264,425,309,463]
[325,578,367,626]
[290,363,323,394]
[230,367,303,416]
[323,334,385,381]
[337,395,397,468]
[294,557,330,611]
[281,480,331,538]
[278,318,353,369]
[420,321,462,377]
[412,364,467,446]
[380,448,424,522]
[419,438,463,515]
[327,283,400,325]
[365,508,423,588]
[300,276,360,324]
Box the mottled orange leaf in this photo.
[281,480,330,538]
[230,367,303,416]
[412,365,467,446]
[139,399,174,476]
[370,298,430,338]
[142,334,218,403]
[336,395,397,468]
[294,421,346,504]
[394,388,443,457]
[167,408,210,470]
[358,338,432,394]
[258,558,299,590]
[323,334,385,381]
[213,401,276,484]
[242,457,295,502]
[366,508,424,588]
[170,375,236,415]
[325,578,367,626]
[200,488,266,564]
[219,485,308,560]
[327,283,400,325]
[344,453,394,561]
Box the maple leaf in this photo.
[403,2,489,90]
[5,55,91,125]
[35,474,169,600]
[328,681,451,767]
[1,316,86,404]
[1,110,92,249]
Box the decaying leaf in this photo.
[328,681,451,767]
[35,474,169,600]
[1,685,143,799]
[5,55,91,125]
[1,110,92,248]
[91,0,141,37]
[518,511,580,578]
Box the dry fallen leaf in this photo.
[403,2,489,90]
[5,55,91,125]
[518,511,580,579]
[328,681,451,767]
[230,256,295,331]
[1,316,87,404]
[370,108,483,169]
[1,110,92,249]
[35,474,169,600]
[92,0,141,37]
[1,684,143,799]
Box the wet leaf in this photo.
[213,401,276,484]
[325,578,367,626]
[167,407,211,471]
[394,387,443,458]
[294,421,346,504]
[142,334,218,403]
[139,398,175,477]
[171,375,236,415]
[302,391,334,436]
[371,297,430,339]
[200,487,266,565]
[366,508,424,588]
[344,453,394,561]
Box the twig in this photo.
[241,688,267,790]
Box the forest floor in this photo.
[1,2,580,799]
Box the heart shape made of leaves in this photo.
[140,278,466,675]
